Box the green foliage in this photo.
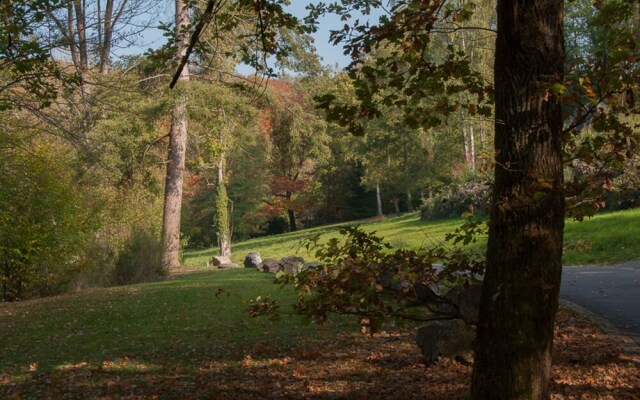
[111,229,166,286]
[0,141,92,301]
[0,0,74,110]
[277,225,484,332]
[213,183,231,247]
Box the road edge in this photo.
[560,299,640,366]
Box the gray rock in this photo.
[244,252,262,268]
[280,256,305,274]
[211,256,232,267]
[258,258,281,273]
[444,282,483,325]
[415,319,476,364]
[300,262,322,272]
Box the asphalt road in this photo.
[560,262,640,345]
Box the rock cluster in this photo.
[244,253,310,274]
[415,282,482,365]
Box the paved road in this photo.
[561,262,640,345]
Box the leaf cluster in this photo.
[278,224,484,333]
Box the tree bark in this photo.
[376,183,383,217]
[470,1,565,399]
[287,208,297,232]
[406,190,414,212]
[161,0,190,271]
[392,196,401,215]
[73,0,88,71]
[99,0,115,74]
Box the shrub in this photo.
[0,144,92,301]
[111,229,166,286]
[421,180,491,220]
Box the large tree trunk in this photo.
[161,0,190,271]
[471,1,565,399]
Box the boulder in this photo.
[416,319,475,365]
[244,252,262,269]
[258,258,281,273]
[211,256,232,266]
[210,256,237,268]
[444,282,483,325]
[280,256,305,274]
[300,262,322,272]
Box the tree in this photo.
[0,0,68,110]
[161,0,190,271]
[309,1,632,398]
[259,79,328,232]
[470,1,565,398]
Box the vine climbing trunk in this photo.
[471,1,565,399]
[215,156,231,258]
[161,0,190,271]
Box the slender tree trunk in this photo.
[471,1,565,399]
[67,3,80,71]
[392,196,401,215]
[287,208,297,232]
[216,156,231,258]
[99,0,115,74]
[406,190,414,212]
[376,183,383,217]
[73,0,88,71]
[469,125,476,172]
[161,0,190,271]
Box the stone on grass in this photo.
[258,258,281,273]
[244,252,262,269]
[416,319,475,365]
[210,256,238,269]
[280,256,305,274]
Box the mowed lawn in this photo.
[1,209,638,398]
[185,208,640,267]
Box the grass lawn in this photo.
[1,209,638,398]
[185,208,640,268]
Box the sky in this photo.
[125,1,385,74]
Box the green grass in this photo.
[185,208,640,267]
[0,269,354,379]
[1,208,637,388]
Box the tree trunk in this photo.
[161,0,190,271]
[392,196,401,215]
[406,190,414,212]
[376,183,383,217]
[470,1,565,399]
[469,125,476,172]
[99,0,115,74]
[73,0,88,71]
[216,156,231,258]
[287,208,297,232]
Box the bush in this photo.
[0,144,92,301]
[421,180,491,220]
[111,229,166,286]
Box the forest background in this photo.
[1,0,638,303]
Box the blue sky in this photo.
[128,1,383,73]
